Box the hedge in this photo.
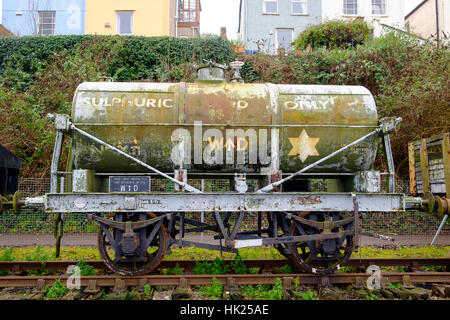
[0,35,234,86]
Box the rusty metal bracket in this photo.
[233,230,355,249]
[290,214,354,230]
[88,213,169,231]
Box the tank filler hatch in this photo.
[195,60,245,83]
[196,60,227,82]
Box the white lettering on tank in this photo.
[79,96,174,109]
[284,95,337,111]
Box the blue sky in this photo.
[200,0,424,40]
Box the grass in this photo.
[0,244,448,264]
[45,279,68,299]
[242,278,284,300]
[295,289,318,300]
[197,277,224,299]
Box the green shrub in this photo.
[293,19,371,50]
[76,259,96,276]
[45,279,69,299]
[193,257,230,275]
[0,35,232,177]
[243,278,284,300]
[241,31,449,177]
[198,277,223,299]
[296,289,318,300]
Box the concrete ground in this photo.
[0,233,449,248]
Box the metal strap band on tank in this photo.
[265,83,279,115]
[256,128,381,193]
[70,124,202,194]
[178,82,186,124]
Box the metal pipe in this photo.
[435,0,440,48]
[201,179,205,241]
[431,214,448,245]
[70,124,202,194]
[256,128,380,193]
[50,131,64,193]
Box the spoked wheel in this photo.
[98,212,168,276]
[289,212,354,275]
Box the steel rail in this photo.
[0,272,449,289]
[1,258,449,273]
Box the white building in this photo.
[321,0,405,37]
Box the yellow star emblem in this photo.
[288,130,320,163]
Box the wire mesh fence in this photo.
[0,177,448,236]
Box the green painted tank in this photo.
[71,81,379,174]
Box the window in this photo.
[38,11,55,35]
[263,0,278,14]
[343,0,357,15]
[277,29,293,52]
[372,0,386,15]
[116,11,133,35]
[292,0,308,15]
[179,0,198,24]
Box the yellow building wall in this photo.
[85,0,174,36]
[406,0,449,40]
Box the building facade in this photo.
[322,0,405,37]
[1,0,85,36]
[85,0,175,37]
[176,0,201,38]
[405,0,449,45]
[1,0,201,38]
[85,0,200,38]
[239,0,323,54]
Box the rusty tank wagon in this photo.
[6,61,449,276]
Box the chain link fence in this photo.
[0,177,448,236]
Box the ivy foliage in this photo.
[0,35,233,176]
[293,19,371,50]
[0,35,233,89]
[241,31,450,176]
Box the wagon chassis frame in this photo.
[26,114,426,251]
[18,113,443,275]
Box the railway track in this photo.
[0,257,449,274]
[0,258,449,291]
[0,272,449,290]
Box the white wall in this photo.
[0,0,3,23]
[322,0,405,36]
[442,0,450,34]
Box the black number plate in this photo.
[109,176,151,193]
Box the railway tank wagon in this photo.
[12,62,449,275]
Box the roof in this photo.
[405,0,429,19]
[0,25,14,37]
[0,144,22,169]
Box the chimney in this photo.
[220,27,227,40]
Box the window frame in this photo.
[291,0,308,16]
[372,0,386,15]
[116,11,134,35]
[263,0,278,15]
[343,0,358,15]
[178,0,199,25]
[38,11,56,35]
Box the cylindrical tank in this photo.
[71,82,379,174]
